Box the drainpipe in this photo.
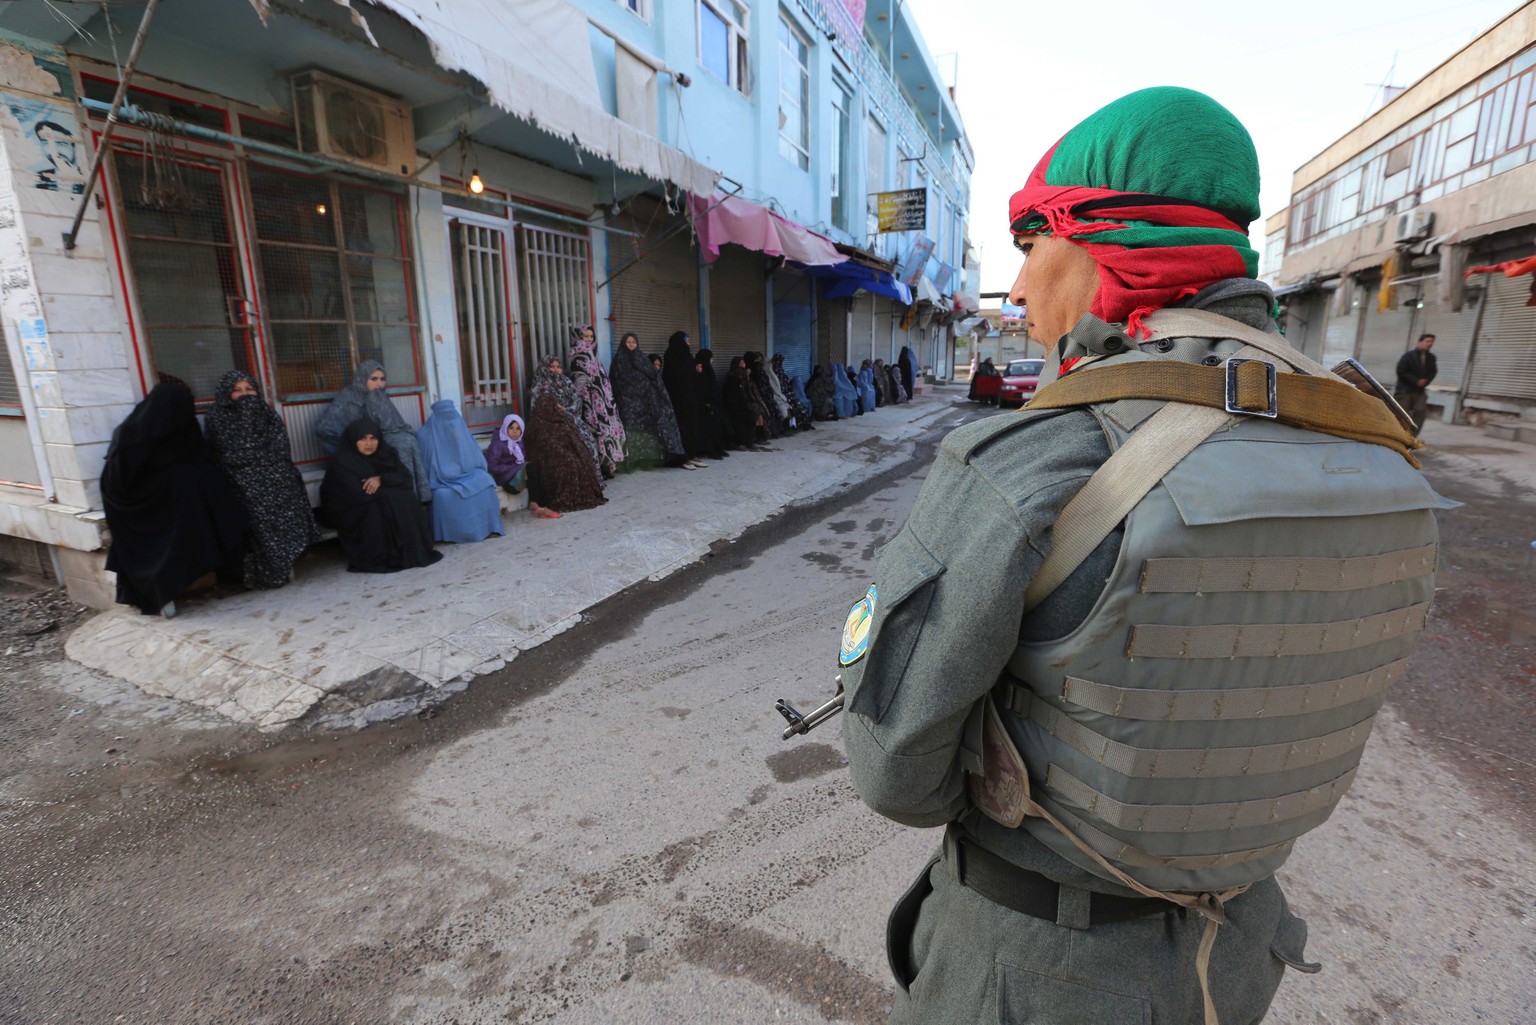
[63,0,161,252]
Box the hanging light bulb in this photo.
[469,170,485,195]
[315,202,327,216]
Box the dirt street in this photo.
[1,412,1532,1025]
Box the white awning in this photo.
[284,0,719,196]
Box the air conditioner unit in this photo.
[292,70,414,176]
[1393,208,1434,244]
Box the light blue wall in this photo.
[576,0,972,266]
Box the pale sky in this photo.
[903,0,1525,294]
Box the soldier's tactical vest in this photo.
[997,374,1445,895]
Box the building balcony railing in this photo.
[799,0,966,209]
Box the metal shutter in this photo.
[1283,293,1329,364]
[1466,273,1536,402]
[850,293,876,365]
[1406,294,1477,391]
[815,294,846,371]
[608,213,699,358]
[705,247,767,367]
[1357,301,1414,387]
[770,268,815,382]
[874,297,898,363]
[1321,293,1360,369]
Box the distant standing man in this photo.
[839,87,1444,1025]
[1395,333,1438,436]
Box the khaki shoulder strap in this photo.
[1022,308,1392,613]
[1021,399,1232,612]
[1022,316,1287,614]
[1140,308,1340,380]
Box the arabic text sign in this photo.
[876,188,927,233]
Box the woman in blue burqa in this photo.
[855,361,879,413]
[315,360,429,502]
[416,399,504,544]
[830,364,858,418]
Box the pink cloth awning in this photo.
[690,193,847,267]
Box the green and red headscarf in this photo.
[1009,87,1261,337]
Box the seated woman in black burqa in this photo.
[102,382,246,616]
[321,419,443,574]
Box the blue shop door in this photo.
[771,270,815,385]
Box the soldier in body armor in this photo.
[839,88,1448,1025]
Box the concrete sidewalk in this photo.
[65,394,961,731]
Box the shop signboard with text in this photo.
[876,187,927,233]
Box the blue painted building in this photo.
[0,0,971,604]
[575,0,974,382]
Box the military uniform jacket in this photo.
[841,287,1448,897]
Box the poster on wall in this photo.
[1,96,86,194]
[876,188,927,233]
[896,236,935,288]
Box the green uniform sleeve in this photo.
[841,433,1042,828]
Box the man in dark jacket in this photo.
[1394,333,1438,436]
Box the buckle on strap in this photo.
[1224,358,1278,418]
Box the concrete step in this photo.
[1483,422,1536,446]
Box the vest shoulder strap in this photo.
[1140,308,1340,380]
[1022,400,1230,612]
[1023,326,1287,613]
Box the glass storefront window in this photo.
[112,152,254,400]
[249,165,419,398]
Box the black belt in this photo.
[947,825,1174,926]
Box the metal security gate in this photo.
[850,293,876,365]
[1467,273,1536,403]
[1321,288,1360,370]
[608,214,699,355]
[517,223,592,377]
[705,247,767,367]
[1357,294,1415,387]
[770,268,815,382]
[816,295,847,372]
[450,219,518,428]
[1407,293,1477,392]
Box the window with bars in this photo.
[0,318,22,415]
[248,165,419,399]
[515,219,592,382]
[450,219,518,426]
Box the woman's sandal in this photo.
[532,506,561,519]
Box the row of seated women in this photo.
[99,334,918,615]
[100,371,459,616]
